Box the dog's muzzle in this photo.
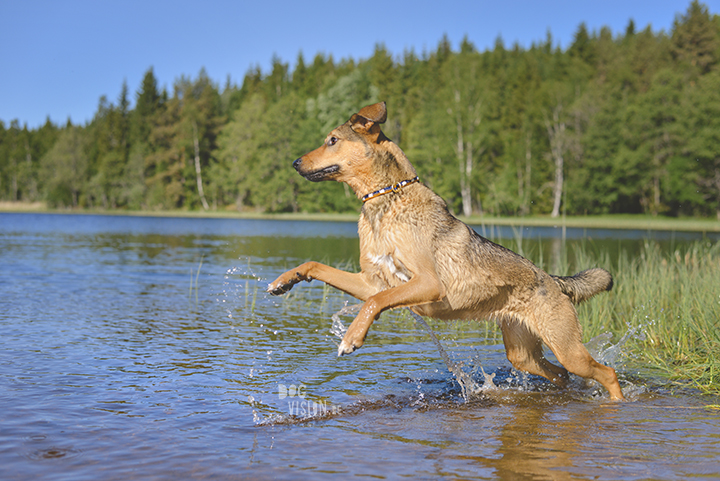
[294,158,340,182]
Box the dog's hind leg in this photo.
[536,305,624,400]
[547,340,624,400]
[501,319,569,387]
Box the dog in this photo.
[267,102,623,400]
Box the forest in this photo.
[1,1,719,219]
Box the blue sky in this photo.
[1,0,717,129]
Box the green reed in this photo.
[189,255,204,305]
[576,239,720,395]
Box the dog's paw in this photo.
[267,280,298,296]
[337,339,359,356]
[267,280,292,296]
[267,283,289,296]
[337,327,366,356]
[267,271,305,296]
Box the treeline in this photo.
[1,1,719,218]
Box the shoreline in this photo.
[1,202,718,233]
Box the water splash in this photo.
[407,314,650,401]
[222,260,263,318]
[329,304,491,400]
[583,324,649,400]
[586,324,647,368]
[406,309,492,400]
[328,304,650,402]
[330,303,360,341]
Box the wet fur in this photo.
[268,102,623,400]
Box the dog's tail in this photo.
[551,268,613,304]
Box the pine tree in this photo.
[569,23,597,67]
[133,67,162,145]
[265,55,290,102]
[672,0,719,74]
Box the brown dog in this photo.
[268,102,623,400]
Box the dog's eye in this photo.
[328,136,338,146]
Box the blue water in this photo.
[1,212,719,480]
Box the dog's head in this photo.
[293,102,387,182]
[293,102,416,198]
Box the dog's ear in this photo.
[358,102,387,124]
[350,102,387,132]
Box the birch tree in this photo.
[41,124,88,207]
[445,39,486,217]
[544,102,567,218]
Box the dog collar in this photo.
[361,176,420,203]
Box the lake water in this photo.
[2,212,719,480]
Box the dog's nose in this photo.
[292,158,302,171]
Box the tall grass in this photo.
[576,240,720,394]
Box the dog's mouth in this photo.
[299,164,340,182]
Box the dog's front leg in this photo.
[267,261,376,300]
[339,274,444,355]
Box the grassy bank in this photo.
[1,201,718,232]
[0,201,48,212]
[462,213,720,233]
[574,239,720,395]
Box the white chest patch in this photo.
[370,254,410,282]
